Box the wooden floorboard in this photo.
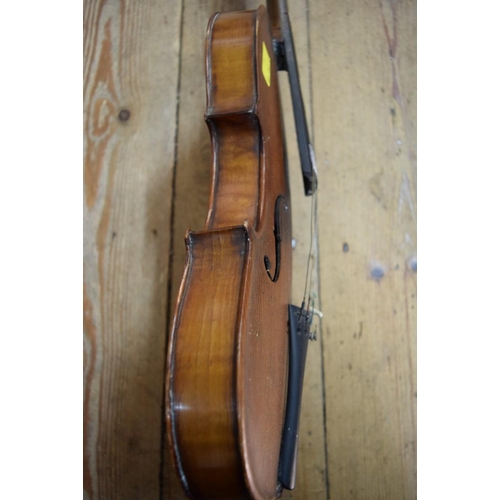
[310,0,417,498]
[84,0,416,498]
[83,1,182,498]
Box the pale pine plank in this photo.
[310,0,417,499]
[83,1,181,498]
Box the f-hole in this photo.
[264,195,286,282]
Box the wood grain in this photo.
[167,9,294,498]
[83,1,181,498]
[164,4,261,497]
[167,2,329,499]
[83,0,416,497]
[310,0,417,498]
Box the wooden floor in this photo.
[83,1,417,499]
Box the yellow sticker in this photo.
[262,42,271,87]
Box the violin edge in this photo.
[166,226,251,499]
[166,7,291,499]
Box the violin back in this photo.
[166,7,292,499]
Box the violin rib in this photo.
[166,7,292,499]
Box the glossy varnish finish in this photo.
[169,227,250,498]
[167,7,292,500]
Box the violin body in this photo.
[167,6,292,499]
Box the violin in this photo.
[166,2,318,498]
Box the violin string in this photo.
[302,192,314,306]
[308,189,321,335]
[302,188,319,318]
[310,190,319,304]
